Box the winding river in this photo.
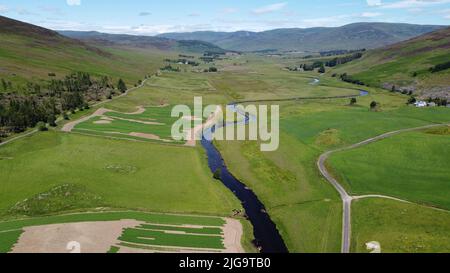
[201,78,369,253]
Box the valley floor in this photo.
[1,53,449,253]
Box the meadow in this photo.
[352,198,450,253]
[328,128,450,209]
[0,131,240,217]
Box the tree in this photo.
[407,97,417,105]
[318,65,326,73]
[47,114,57,127]
[117,79,127,93]
[391,85,396,92]
[36,121,48,132]
[1,79,7,90]
[350,98,357,105]
[370,101,378,110]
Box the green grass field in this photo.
[0,131,240,217]
[352,198,450,253]
[119,227,224,250]
[328,128,450,209]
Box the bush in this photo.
[213,168,222,180]
[350,98,357,105]
[48,114,57,127]
[36,121,48,131]
[370,101,378,110]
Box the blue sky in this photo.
[0,0,449,35]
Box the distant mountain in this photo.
[158,22,446,52]
[331,27,450,99]
[59,31,226,54]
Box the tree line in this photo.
[430,61,450,73]
[0,72,129,140]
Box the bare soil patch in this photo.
[94,120,112,124]
[223,218,244,253]
[129,132,161,140]
[11,220,142,253]
[61,108,110,132]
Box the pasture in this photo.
[352,198,450,253]
[0,131,240,217]
[328,127,450,209]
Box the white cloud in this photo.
[252,2,287,15]
[381,0,450,9]
[66,0,81,6]
[0,5,8,13]
[438,8,450,18]
[361,12,383,17]
[367,0,382,6]
[222,8,238,14]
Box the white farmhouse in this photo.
[414,101,427,107]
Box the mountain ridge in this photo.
[158,22,447,52]
[58,30,227,54]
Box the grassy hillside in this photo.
[330,27,450,99]
[0,16,171,88]
[159,23,444,52]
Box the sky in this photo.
[0,0,449,35]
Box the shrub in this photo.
[36,121,48,131]
[213,168,222,180]
[370,101,378,110]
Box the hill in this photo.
[58,31,226,54]
[158,22,445,52]
[0,16,170,86]
[330,27,450,99]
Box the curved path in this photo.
[317,123,450,253]
[0,129,38,147]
